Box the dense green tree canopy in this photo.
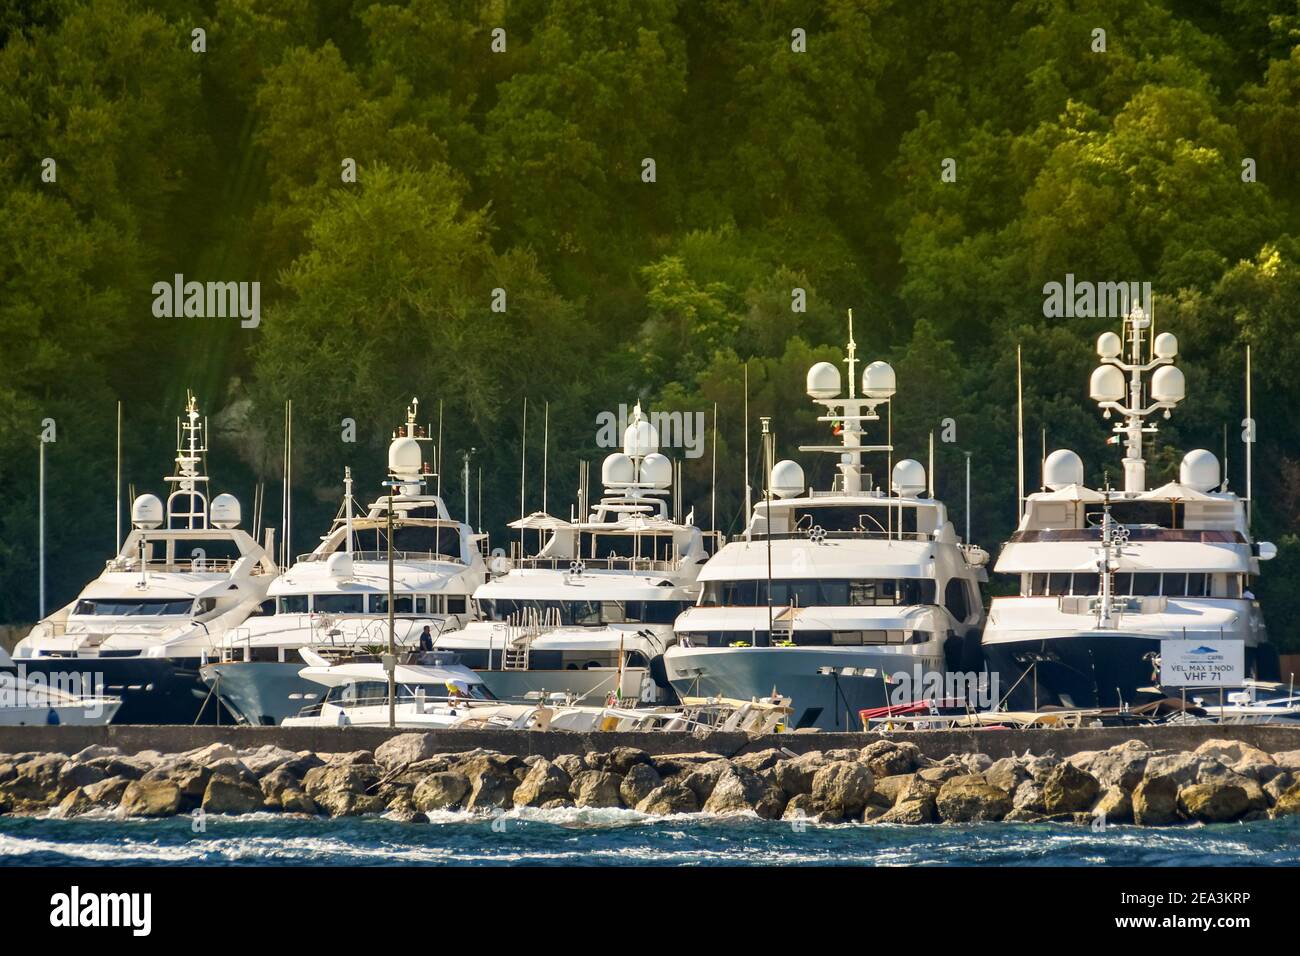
[3,0,1299,647]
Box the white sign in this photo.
[1159,639,1245,687]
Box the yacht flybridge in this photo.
[663,316,989,731]
[982,306,1279,710]
[434,403,717,705]
[14,393,279,723]
[199,399,489,724]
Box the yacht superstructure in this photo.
[981,306,1279,709]
[663,318,989,730]
[199,399,489,724]
[434,404,717,704]
[14,393,279,723]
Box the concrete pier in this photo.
[2,722,1298,761]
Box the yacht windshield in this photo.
[73,598,195,616]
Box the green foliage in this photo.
[4,0,1300,652]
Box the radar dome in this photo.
[601,452,635,487]
[388,436,423,478]
[639,452,673,489]
[209,493,241,529]
[1043,449,1085,491]
[891,459,927,497]
[862,361,897,400]
[770,460,805,498]
[1180,449,1220,492]
[326,552,355,578]
[1153,332,1178,359]
[806,362,842,399]
[623,417,659,457]
[1151,365,1185,404]
[1090,365,1125,403]
[131,493,164,529]
[1097,332,1122,359]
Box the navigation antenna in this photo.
[1090,302,1184,494]
[800,310,895,494]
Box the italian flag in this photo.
[1106,435,1121,445]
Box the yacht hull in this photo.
[664,646,945,732]
[12,657,233,724]
[982,633,1162,710]
[199,662,323,726]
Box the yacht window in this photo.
[701,579,935,607]
[1187,574,1210,597]
[278,595,310,614]
[315,594,365,614]
[1071,573,1099,595]
[172,539,243,564]
[73,598,194,616]
[639,600,690,624]
[944,579,970,620]
[1132,573,1162,597]
[1047,573,1071,596]
[194,597,217,615]
[414,595,429,614]
[1162,574,1188,597]
[1112,573,1133,596]
[252,599,276,616]
[372,595,415,614]
[1028,573,1049,597]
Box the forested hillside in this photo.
[3,0,1299,644]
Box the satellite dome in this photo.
[639,452,672,489]
[1097,332,1122,359]
[1151,365,1185,404]
[862,361,897,399]
[131,493,164,529]
[1153,332,1178,359]
[891,459,927,497]
[326,552,354,579]
[209,493,241,529]
[601,452,635,487]
[1089,365,1125,403]
[770,460,805,498]
[388,436,423,478]
[623,416,659,457]
[1180,449,1220,493]
[806,362,842,399]
[1043,449,1085,491]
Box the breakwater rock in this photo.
[4,736,1300,826]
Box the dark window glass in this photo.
[1072,573,1099,596]
[278,595,309,614]
[315,594,365,613]
[944,579,969,620]
[372,595,414,614]
[446,596,467,614]
[1162,574,1187,597]
[1132,573,1162,596]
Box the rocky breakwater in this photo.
[3,736,1300,826]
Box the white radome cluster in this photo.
[804,359,897,400]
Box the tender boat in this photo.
[0,645,122,726]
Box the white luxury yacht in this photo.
[981,305,1279,710]
[663,318,989,731]
[434,404,718,704]
[199,399,489,724]
[14,393,279,723]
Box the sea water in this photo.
[2,809,1298,866]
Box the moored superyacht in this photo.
[199,399,489,724]
[434,403,717,704]
[663,319,989,731]
[14,393,279,723]
[982,305,1279,710]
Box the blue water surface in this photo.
[2,807,1298,866]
